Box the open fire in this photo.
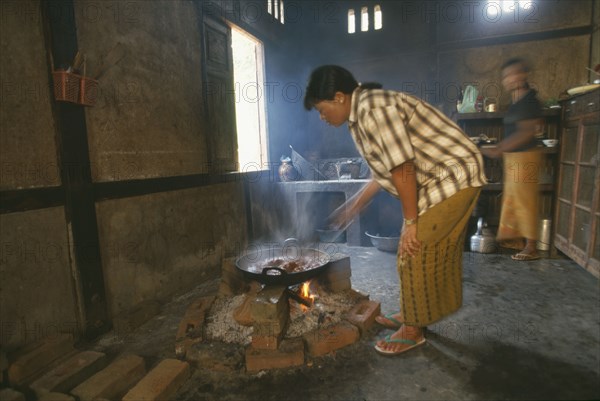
[178,253,381,372]
[299,281,316,311]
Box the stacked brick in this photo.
[241,253,382,371]
[174,296,216,358]
[317,253,352,292]
[2,335,190,401]
[0,252,382,392]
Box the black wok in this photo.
[235,246,331,286]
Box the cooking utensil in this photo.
[235,244,330,286]
[365,232,400,253]
[470,218,496,253]
[336,160,361,179]
[290,145,327,181]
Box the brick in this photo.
[324,277,352,293]
[122,359,190,401]
[303,321,360,357]
[220,272,248,295]
[8,333,75,385]
[328,254,351,272]
[174,296,216,358]
[347,288,370,301]
[344,300,381,336]
[30,351,107,394]
[251,287,289,351]
[70,354,145,401]
[113,300,161,336]
[318,254,352,289]
[37,392,75,401]
[251,286,289,322]
[175,296,216,342]
[0,388,25,401]
[251,334,281,351]
[251,317,288,350]
[232,294,254,326]
[245,338,304,372]
[217,281,235,297]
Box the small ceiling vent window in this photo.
[348,9,356,34]
[348,5,381,34]
[361,7,369,31]
[374,5,382,30]
[267,0,284,24]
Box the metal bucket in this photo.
[537,219,552,251]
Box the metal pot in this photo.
[470,218,497,253]
[365,232,400,253]
[235,240,330,286]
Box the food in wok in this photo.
[246,256,323,275]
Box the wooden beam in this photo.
[42,0,109,339]
[437,25,593,53]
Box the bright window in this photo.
[361,7,369,31]
[348,9,355,34]
[267,0,284,24]
[349,6,381,34]
[374,5,382,30]
[231,27,268,170]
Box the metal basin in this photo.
[365,232,400,253]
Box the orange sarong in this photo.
[497,150,542,241]
[398,186,481,327]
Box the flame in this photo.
[300,281,315,312]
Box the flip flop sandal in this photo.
[375,313,403,329]
[511,252,540,261]
[374,334,427,356]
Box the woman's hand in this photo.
[400,224,421,257]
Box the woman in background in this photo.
[304,65,486,355]
[481,57,544,261]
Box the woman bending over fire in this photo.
[304,65,486,355]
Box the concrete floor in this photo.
[92,246,600,401]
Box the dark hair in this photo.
[303,65,382,110]
[501,57,530,73]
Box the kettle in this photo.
[470,218,497,253]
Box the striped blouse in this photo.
[348,88,486,215]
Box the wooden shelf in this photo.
[554,88,600,277]
[457,106,562,240]
[457,108,561,121]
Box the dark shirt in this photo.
[503,89,543,152]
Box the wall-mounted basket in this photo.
[52,70,99,106]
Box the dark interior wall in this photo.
[266,0,595,160]
[1,0,59,190]
[435,0,593,115]
[0,0,79,348]
[0,0,253,346]
[268,0,437,160]
[73,0,208,180]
